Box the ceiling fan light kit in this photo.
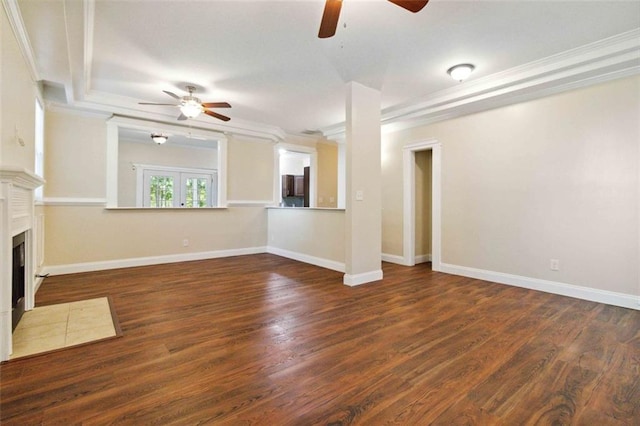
[447,64,475,82]
[139,85,231,122]
[180,99,203,119]
[150,133,168,144]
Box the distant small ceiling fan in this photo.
[139,86,231,122]
[318,0,429,38]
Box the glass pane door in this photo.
[143,171,180,207]
[181,173,212,208]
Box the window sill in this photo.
[104,207,229,211]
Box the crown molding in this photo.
[108,115,228,143]
[2,0,39,82]
[322,29,640,139]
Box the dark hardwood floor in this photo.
[1,254,638,425]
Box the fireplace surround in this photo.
[0,166,44,362]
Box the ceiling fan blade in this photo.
[163,90,181,100]
[202,102,231,108]
[318,0,342,39]
[138,102,178,106]
[177,113,188,121]
[387,0,428,13]
[204,110,231,122]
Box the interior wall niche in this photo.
[106,116,228,208]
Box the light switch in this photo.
[355,190,364,201]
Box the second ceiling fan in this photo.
[319,0,429,38]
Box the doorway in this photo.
[402,139,441,270]
[274,143,317,208]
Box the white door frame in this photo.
[403,139,442,271]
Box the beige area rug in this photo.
[9,297,122,360]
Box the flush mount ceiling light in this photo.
[150,133,168,144]
[447,63,475,82]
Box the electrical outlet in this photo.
[550,259,560,271]
[355,190,364,201]
[183,238,189,247]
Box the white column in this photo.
[337,143,346,209]
[343,82,383,286]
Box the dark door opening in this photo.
[12,232,26,331]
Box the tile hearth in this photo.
[10,297,119,360]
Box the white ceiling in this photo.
[14,0,640,140]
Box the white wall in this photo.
[280,152,309,176]
[382,75,639,299]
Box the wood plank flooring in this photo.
[1,254,638,424]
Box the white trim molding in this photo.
[267,246,345,273]
[440,263,640,311]
[381,253,410,266]
[403,139,442,271]
[43,197,107,206]
[2,0,40,82]
[381,253,431,266]
[343,270,384,287]
[415,254,432,264]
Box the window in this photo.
[136,165,218,208]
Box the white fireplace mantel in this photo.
[0,165,45,362]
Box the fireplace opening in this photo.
[12,232,26,332]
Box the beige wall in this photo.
[227,136,274,201]
[44,206,267,266]
[382,75,639,295]
[415,149,432,258]
[267,208,345,265]
[1,8,38,169]
[316,142,338,208]
[118,140,217,206]
[42,110,271,267]
[44,110,107,198]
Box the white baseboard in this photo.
[381,253,410,265]
[381,253,431,266]
[42,247,268,276]
[440,262,639,311]
[343,269,384,287]
[266,246,345,273]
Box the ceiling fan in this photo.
[319,0,429,38]
[139,86,231,122]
